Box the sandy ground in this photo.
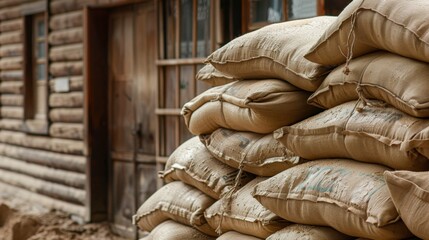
[0,192,129,240]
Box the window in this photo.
[23,12,48,134]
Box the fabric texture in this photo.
[141,220,215,240]
[196,64,236,87]
[267,224,353,240]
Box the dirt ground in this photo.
[0,193,129,240]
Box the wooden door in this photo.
[108,2,157,237]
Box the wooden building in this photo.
[0,0,350,237]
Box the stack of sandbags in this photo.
[255,0,429,239]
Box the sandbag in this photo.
[205,178,288,239]
[206,16,335,91]
[305,0,429,65]
[384,171,429,240]
[142,220,215,240]
[308,52,429,117]
[162,136,254,199]
[182,79,320,135]
[133,181,216,236]
[196,64,236,87]
[252,159,413,239]
[200,128,305,176]
[275,101,429,171]
[216,231,262,240]
[267,224,353,240]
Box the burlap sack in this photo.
[216,231,262,240]
[267,224,353,240]
[182,79,320,135]
[308,52,429,117]
[275,101,429,171]
[200,128,305,176]
[205,178,288,239]
[142,220,215,240]
[162,136,254,199]
[133,181,216,236]
[252,159,413,239]
[196,64,236,87]
[385,171,429,240]
[206,16,336,91]
[305,0,429,65]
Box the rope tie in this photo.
[339,10,359,76]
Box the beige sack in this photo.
[216,231,262,240]
[200,128,305,176]
[252,159,413,239]
[196,64,236,87]
[182,79,320,135]
[267,224,353,240]
[305,0,429,65]
[384,171,429,240]
[206,16,335,91]
[133,181,216,236]
[205,178,288,239]
[308,52,429,117]
[162,136,254,199]
[142,220,215,240]
[275,101,429,171]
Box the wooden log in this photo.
[0,168,86,204]
[0,6,21,20]
[0,56,22,70]
[0,44,22,57]
[49,108,83,123]
[50,0,87,15]
[0,19,22,32]
[50,76,83,92]
[50,43,83,61]
[0,143,85,172]
[0,130,85,155]
[50,11,82,30]
[50,61,83,77]
[0,155,85,189]
[0,81,23,94]
[49,123,84,140]
[0,119,22,131]
[0,31,22,44]
[0,94,23,106]
[50,92,83,107]
[49,27,82,45]
[0,181,85,217]
[0,70,22,81]
[1,107,23,119]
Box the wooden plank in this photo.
[0,5,21,21]
[0,81,23,94]
[0,56,22,70]
[48,27,82,45]
[0,95,23,106]
[50,10,82,30]
[0,44,22,57]
[0,130,84,155]
[50,76,83,92]
[0,119,22,131]
[50,61,83,77]
[49,108,83,123]
[49,123,84,140]
[0,181,86,217]
[156,57,205,66]
[0,70,22,81]
[50,0,87,15]
[0,142,85,172]
[50,43,83,61]
[49,92,83,107]
[0,0,32,8]
[0,31,22,45]
[0,19,22,32]
[0,155,86,189]
[0,168,86,204]
[1,107,23,119]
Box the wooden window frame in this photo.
[242,0,325,32]
[23,1,50,135]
